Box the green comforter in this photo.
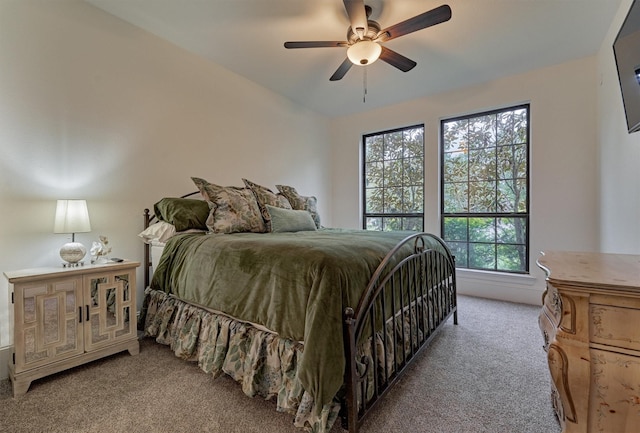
[150,228,443,409]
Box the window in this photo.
[363,125,424,231]
[441,105,529,273]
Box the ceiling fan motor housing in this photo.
[347,20,382,45]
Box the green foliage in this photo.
[364,126,424,231]
[442,107,529,273]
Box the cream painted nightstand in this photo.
[4,260,140,397]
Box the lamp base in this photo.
[60,242,87,267]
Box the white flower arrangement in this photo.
[90,235,112,263]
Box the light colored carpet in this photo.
[0,295,560,433]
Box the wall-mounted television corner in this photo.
[614,0,640,134]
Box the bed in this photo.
[138,178,457,433]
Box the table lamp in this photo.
[53,199,92,267]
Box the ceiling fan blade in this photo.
[330,58,353,81]
[379,46,417,72]
[377,4,452,43]
[343,0,368,38]
[284,41,348,49]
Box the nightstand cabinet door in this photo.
[13,276,84,374]
[84,269,136,351]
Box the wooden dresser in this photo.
[537,251,640,433]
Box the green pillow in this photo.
[153,198,209,232]
[266,205,317,233]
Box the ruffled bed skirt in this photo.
[139,288,341,433]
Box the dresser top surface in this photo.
[537,251,640,290]
[3,260,140,282]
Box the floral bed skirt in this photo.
[139,288,341,433]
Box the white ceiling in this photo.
[86,0,623,117]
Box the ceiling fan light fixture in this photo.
[347,40,382,65]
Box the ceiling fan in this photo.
[284,0,452,81]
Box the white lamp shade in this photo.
[54,200,91,234]
[347,40,382,65]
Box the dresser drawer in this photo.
[588,348,640,431]
[590,304,640,352]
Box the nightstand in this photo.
[4,260,140,397]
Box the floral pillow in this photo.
[276,184,321,228]
[242,179,292,232]
[191,177,265,233]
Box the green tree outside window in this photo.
[363,125,424,231]
[441,105,529,273]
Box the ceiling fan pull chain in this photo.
[363,67,367,103]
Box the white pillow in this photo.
[138,221,176,244]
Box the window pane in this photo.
[443,119,468,152]
[443,217,468,241]
[513,109,528,143]
[384,132,403,159]
[365,161,383,187]
[496,110,514,146]
[468,115,496,149]
[497,217,527,245]
[403,186,423,213]
[443,150,468,182]
[496,218,516,243]
[382,217,402,231]
[384,160,403,187]
[366,217,382,231]
[469,243,496,269]
[365,135,384,161]
[497,244,526,272]
[402,217,423,231]
[513,144,527,179]
[365,188,383,213]
[497,143,526,180]
[383,187,402,213]
[403,157,424,185]
[469,217,495,243]
[468,181,496,213]
[497,180,516,212]
[443,182,468,213]
[404,128,423,158]
[447,241,468,267]
[468,148,496,181]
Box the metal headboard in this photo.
[142,191,202,288]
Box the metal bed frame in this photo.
[143,195,457,433]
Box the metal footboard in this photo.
[341,233,457,432]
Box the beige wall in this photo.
[0,0,331,353]
[329,56,601,305]
[598,0,640,254]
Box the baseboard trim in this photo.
[0,346,11,381]
[456,270,545,305]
